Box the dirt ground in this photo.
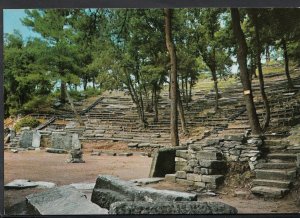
[4,149,300,214]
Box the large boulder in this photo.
[26,185,108,215]
[91,175,197,209]
[109,201,238,214]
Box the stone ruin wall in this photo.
[170,134,263,190]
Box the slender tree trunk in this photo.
[153,86,159,123]
[83,78,87,91]
[231,8,262,135]
[189,79,192,102]
[164,8,179,146]
[282,38,294,89]
[211,69,219,112]
[252,11,270,131]
[177,88,188,135]
[65,85,84,126]
[265,45,270,63]
[127,77,147,127]
[185,76,189,107]
[60,80,66,104]
[92,76,95,89]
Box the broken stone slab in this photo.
[32,131,41,148]
[51,132,73,150]
[109,201,238,214]
[19,130,33,148]
[26,185,108,215]
[128,143,138,148]
[91,175,197,209]
[130,178,164,185]
[71,134,81,149]
[5,180,56,189]
[45,148,68,154]
[70,183,95,190]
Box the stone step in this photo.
[251,186,289,198]
[252,179,292,189]
[256,162,296,169]
[255,169,297,180]
[264,140,287,146]
[267,153,297,162]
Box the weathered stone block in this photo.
[197,151,222,160]
[92,175,197,209]
[194,181,206,188]
[188,160,198,168]
[26,186,107,215]
[176,150,189,159]
[205,138,220,146]
[19,130,33,148]
[175,161,188,171]
[186,173,202,182]
[201,175,224,186]
[176,179,194,186]
[109,201,238,215]
[176,171,187,179]
[224,134,245,142]
[32,131,41,148]
[165,174,176,183]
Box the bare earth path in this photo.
[4,150,300,214]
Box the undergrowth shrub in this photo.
[14,116,40,132]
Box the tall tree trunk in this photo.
[189,79,192,102]
[60,80,66,104]
[265,45,270,63]
[211,69,219,112]
[127,77,147,127]
[211,47,219,112]
[252,10,270,131]
[92,76,95,89]
[65,85,84,126]
[282,38,294,89]
[185,76,189,107]
[231,8,262,135]
[164,8,179,146]
[153,86,159,123]
[83,78,88,91]
[177,88,188,135]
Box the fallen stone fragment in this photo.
[26,186,108,215]
[11,149,18,153]
[91,175,197,209]
[130,177,164,185]
[109,201,238,214]
[128,143,138,148]
[46,148,68,154]
[70,183,95,190]
[5,180,56,189]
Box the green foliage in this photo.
[14,116,41,132]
